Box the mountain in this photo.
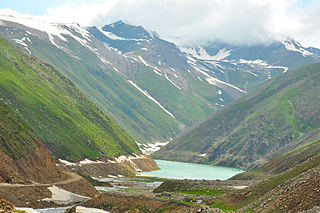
[153,63,320,169]
[0,14,319,149]
[226,129,320,212]
[0,99,64,183]
[0,35,139,161]
[180,39,319,92]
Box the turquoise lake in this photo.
[139,160,244,180]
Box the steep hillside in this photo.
[226,133,320,212]
[153,63,320,169]
[0,100,64,183]
[0,36,139,161]
[230,128,320,180]
[1,15,318,148]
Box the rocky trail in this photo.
[0,172,82,188]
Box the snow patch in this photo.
[164,73,181,90]
[59,159,76,166]
[239,59,288,74]
[216,64,224,69]
[114,155,145,172]
[137,56,163,76]
[76,206,110,213]
[282,40,313,57]
[199,153,207,157]
[217,90,222,95]
[97,26,146,41]
[140,141,170,155]
[127,80,175,118]
[16,208,39,213]
[12,38,28,47]
[153,69,163,76]
[212,48,232,60]
[197,76,203,82]
[180,47,231,61]
[0,13,91,49]
[43,186,90,204]
[79,158,104,165]
[192,65,246,93]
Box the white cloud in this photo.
[2,0,320,48]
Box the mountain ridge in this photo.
[0,35,140,161]
[1,15,319,149]
[153,62,320,169]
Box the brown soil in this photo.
[0,195,26,213]
[240,165,320,212]
[81,193,194,213]
[0,172,98,208]
[0,139,66,184]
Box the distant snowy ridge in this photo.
[281,39,313,57]
[0,13,91,49]
[239,59,288,74]
[180,46,231,61]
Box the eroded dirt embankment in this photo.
[0,172,97,208]
[0,139,66,184]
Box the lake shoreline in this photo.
[139,159,244,180]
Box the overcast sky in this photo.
[0,0,319,48]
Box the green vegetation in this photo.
[175,188,230,197]
[154,63,320,169]
[16,30,183,143]
[210,202,237,211]
[158,205,173,213]
[224,131,320,211]
[131,176,168,183]
[0,100,37,158]
[235,155,320,208]
[0,36,140,160]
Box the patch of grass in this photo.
[174,188,231,197]
[133,176,168,183]
[211,202,238,211]
[158,205,173,213]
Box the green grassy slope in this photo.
[31,34,181,143]
[0,36,140,160]
[153,63,320,168]
[0,99,65,183]
[0,100,37,158]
